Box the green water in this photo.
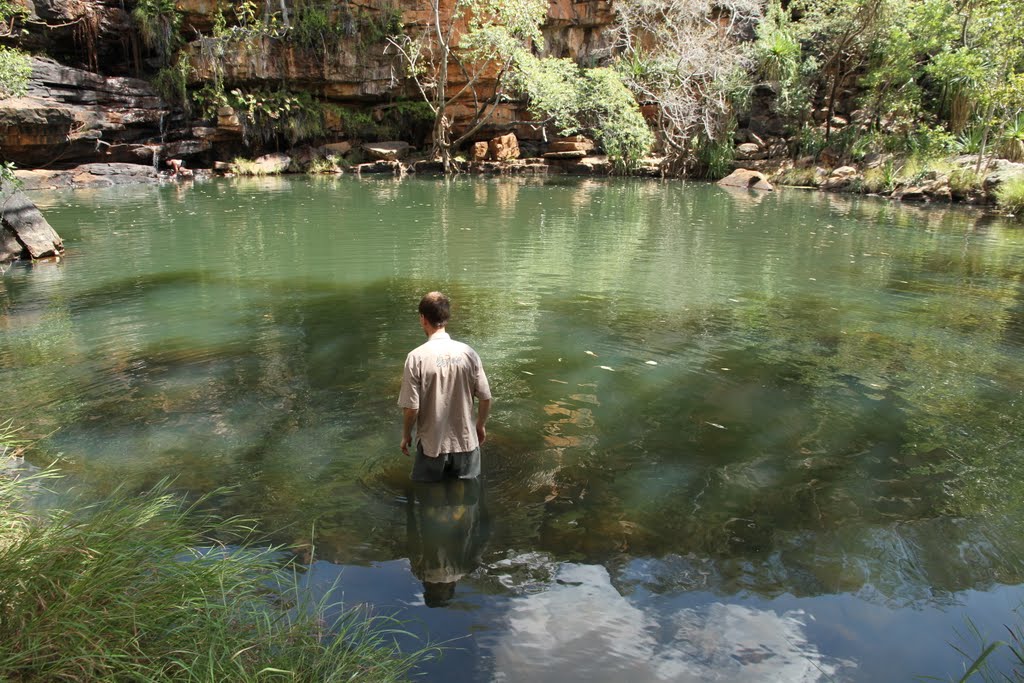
[4,175,1024,681]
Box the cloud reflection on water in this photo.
[488,563,851,682]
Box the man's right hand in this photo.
[401,434,412,456]
[476,423,486,445]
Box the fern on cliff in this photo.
[0,46,30,99]
[132,0,182,65]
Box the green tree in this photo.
[611,0,761,170]
[793,0,890,142]
[514,56,654,171]
[0,0,30,188]
[387,0,548,172]
[0,0,29,100]
[752,0,815,126]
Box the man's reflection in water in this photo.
[406,477,489,608]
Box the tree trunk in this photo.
[975,101,996,175]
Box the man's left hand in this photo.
[400,435,412,456]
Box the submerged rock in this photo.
[1,182,64,263]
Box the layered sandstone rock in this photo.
[3,0,620,171]
[1,57,169,167]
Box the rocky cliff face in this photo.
[1,58,171,168]
[1,0,619,171]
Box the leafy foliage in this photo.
[0,0,26,38]
[132,0,182,65]
[387,0,548,170]
[0,0,30,100]
[0,45,30,99]
[287,1,403,53]
[153,52,193,113]
[0,161,18,190]
[229,87,327,146]
[515,56,653,170]
[611,0,761,165]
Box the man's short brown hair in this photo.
[419,291,451,327]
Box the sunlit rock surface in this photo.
[0,183,64,263]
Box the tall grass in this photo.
[996,176,1024,217]
[0,438,434,682]
[232,157,275,176]
[933,613,1024,682]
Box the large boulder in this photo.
[544,149,588,160]
[734,142,764,161]
[362,141,410,161]
[981,159,1024,193]
[1,182,64,263]
[821,166,863,191]
[252,153,292,174]
[321,141,353,157]
[488,133,520,161]
[15,163,159,190]
[718,169,774,191]
[470,141,489,161]
[546,135,595,154]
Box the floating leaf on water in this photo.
[522,371,534,375]
[705,422,726,429]
[549,379,568,384]
[585,350,597,357]
[721,367,730,371]
[599,366,614,372]
[645,360,658,365]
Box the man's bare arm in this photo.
[401,408,417,456]
[476,398,491,445]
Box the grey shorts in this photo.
[411,442,481,482]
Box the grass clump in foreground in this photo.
[0,464,434,681]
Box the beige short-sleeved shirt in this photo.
[398,330,492,457]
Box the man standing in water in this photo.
[399,291,491,481]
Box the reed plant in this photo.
[0,444,433,681]
[933,614,1024,682]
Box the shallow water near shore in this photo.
[4,175,1024,680]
